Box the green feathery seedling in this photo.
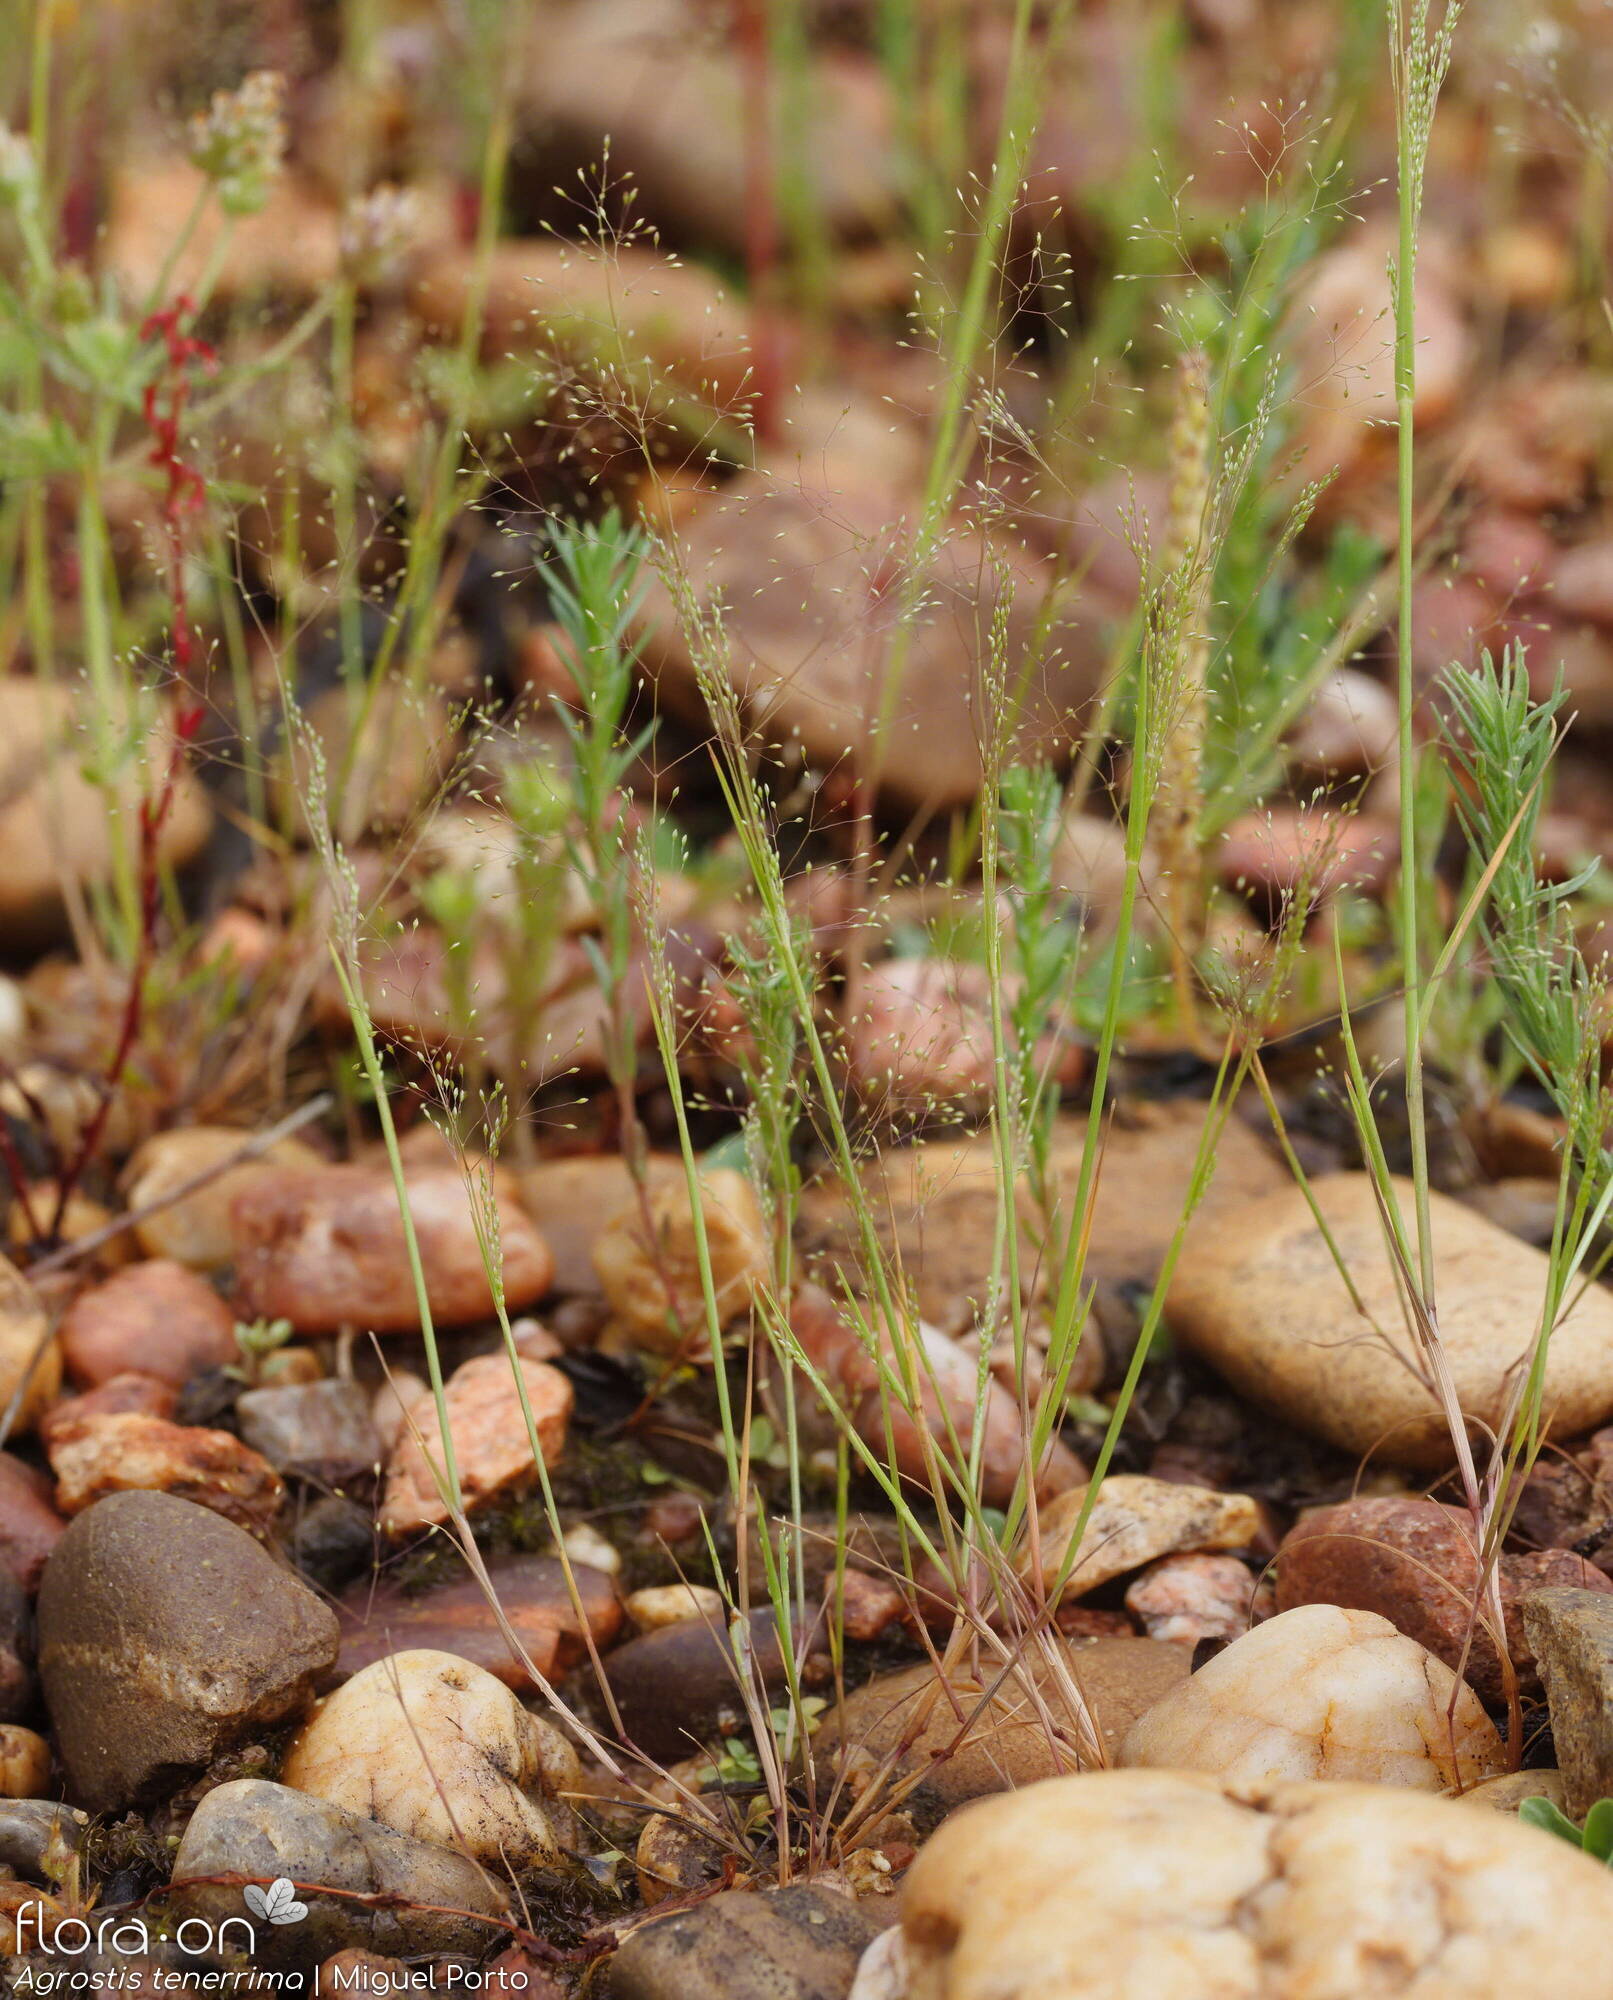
[1439,652,1613,1532]
[541,508,656,1125]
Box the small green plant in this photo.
[701,1734,764,1789]
[699,1699,825,1791]
[1521,1795,1613,1861]
[230,1316,294,1384]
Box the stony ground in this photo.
[13,3,1613,1998]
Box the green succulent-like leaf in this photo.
[1519,1795,1588,1847]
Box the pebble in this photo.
[609,1883,888,2000]
[1463,1097,1567,1180]
[818,1638,1188,1836]
[1124,1552,1262,1647]
[636,472,1106,813]
[57,1258,237,1389]
[0,1798,87,1880]
[1121,1603,1505,1790]
[37,1490,339,1811]
[605,1604,831,1763]
[0,976,23,1062]
[1511,1452,1600,1549]
[511,1317,564,1362]
[1216,806,1398,906]
[644,1490,707,1546]
[848,1928,903,2000]
[512,1155,687,1300]
[635,1809,726,1907]
[516,1,899,257]
[45,1410,285,1537]
[236,1379,383,1487]
[790,1285,1085,1511]
[39,1372,176,1441]
[0,1726,49,1797]
[1521,1586,1613,1818]
[122,1126,326,1272]
[846,958,1000,1111]
[335,1551,621,1689]
[0,681,211,941]
[0,1567,32,1720]
[895,1768,1613,1999]
[1482,220,1574,309]
[282,1648,579,1867]
[107,154,342,303]
[370,1369,430,1454]
[1023,1475,1259,1602]
[171,1777,509,1967]
[625,1582,725,1632]
[562,1521,621,1575]
[231,1164,555,1335]
[414,236,749,410]
[1458,1768,1568,1815]
[0,1256,59,1439]
[1277,1495,1613,1701]
[796,1101,1285,1343]
[1050,812,1136,934]
[1405,572,1498,679]
[312,1953,411,1999]
[1284,668,1398,782]
[1294,223,1469,455]
[378,1352,573,1535]
[592,1167,769,1355]
[1552,539,1613,628]
[1457,1174,1563,1247]
[1168,1173,1613,1465]
[836,1568,909,1644]
[0,1452,65,1588]
[289,1494,377,1593]
[5,1183,124,1268]
[1461,508,1557,601]
[258,1345,326,1387]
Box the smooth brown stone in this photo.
[0,1453,66,1590]
[58,1259,236,1390]
[335,1554,621,1690]
[231,1165,555,1335]
[1169,1174,1613,1466]
[608,1884,887,2000]
[817,1637,1189,1836]
[512,1154,686,1298]
[797,1100,1285,1338]
[38,1493,337,1811]
[1278,1495,1613,1701]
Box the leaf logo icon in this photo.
[243,1878,308,1926]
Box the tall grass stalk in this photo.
[1390,0,1461,1298]
[1155,349,1213,1038]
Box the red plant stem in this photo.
[139,297,218,674]
[738,0,783,447]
